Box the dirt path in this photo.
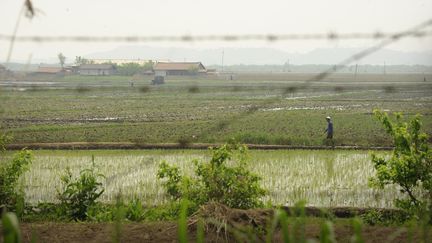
[15,221,427,243]
[6,142,394,150]
[7,205,429,242]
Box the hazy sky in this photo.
[1,0,432,63]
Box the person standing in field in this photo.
[324,116,333,139]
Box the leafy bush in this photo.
[360,209,409,226]
[57,161,105,221]
[369,110,432,219]
[157,143,266,209]
[141,202,186,221]
[125,197,145,221]
[0,131,11,151]
[86,204,114,222]
[0,150,32,211]
[85,200,181,222]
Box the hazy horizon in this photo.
[1,0,432,65]
[4,46,432,66]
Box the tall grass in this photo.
[178,200,189,243]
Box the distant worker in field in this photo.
[324,116,333,139]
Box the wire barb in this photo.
[0,31,431,43]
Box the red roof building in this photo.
[36,67,64,74]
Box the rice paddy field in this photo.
[1,73,431,241]
[1,73,431,147]
[1,149,402,208]
[1,73,431,208]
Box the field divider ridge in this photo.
[6,142,394,150]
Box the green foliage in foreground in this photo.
[176,202,430,243]
[57,158,105,221]
[1,212,22,243]
[370,110,432,219]
[0,150,32,212]
[3,204,432,243]
[26,199,182,223]
[157,143,266,209]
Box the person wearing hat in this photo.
[324,116,333,139]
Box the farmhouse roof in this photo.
[36,67,63,73]
[153,62,206,71]
[79,64,115,70]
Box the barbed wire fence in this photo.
[2,0,432,144]
[2,31,432,43]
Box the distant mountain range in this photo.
[86,46,432,66]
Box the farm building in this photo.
[90,59,159,65]
[35,66,64,74]
[26,66,65,78]
[79,64,116,76]
[153,62,207,76]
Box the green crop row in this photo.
[0,149,401,208]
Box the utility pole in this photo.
[285,59,291,72]
[221,49,224,73]
[354,63,358,80]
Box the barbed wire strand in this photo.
[1,31,432,43]
[307,18,432,82]
[5,0,36,63]
[5,5,25,64]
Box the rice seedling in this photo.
[1,149,401,208]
